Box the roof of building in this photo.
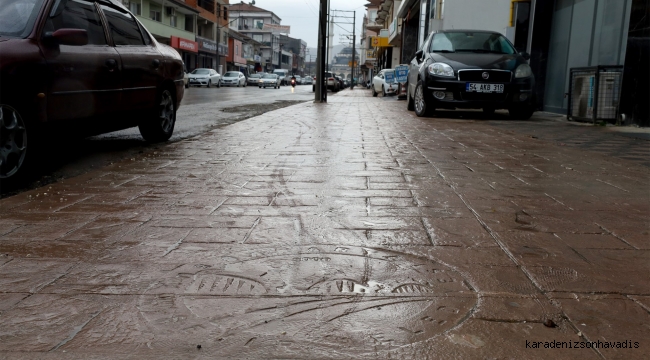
[228,3,281,21]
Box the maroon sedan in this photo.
[0,0,185,182]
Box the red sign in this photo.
[171,36,198,53]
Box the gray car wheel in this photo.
[414,80,433,117]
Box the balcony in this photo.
[366,21,382,31]
[197,0,214,13]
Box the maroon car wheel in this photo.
[139,89,176,142]
[0,104,28,179]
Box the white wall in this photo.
[442,0,512,35]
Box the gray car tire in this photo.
[413,80,433,117]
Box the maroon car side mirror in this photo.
[43,29,88,46]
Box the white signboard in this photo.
[263,24,291,35]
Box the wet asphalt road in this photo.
[1,85,315,198]
[0,89,648,359]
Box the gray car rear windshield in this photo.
[430,32,516,54]
[191,69,210,74]
[0,0,45,38]
[224,72,239,77]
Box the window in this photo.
[253,19,263,30]
[223,8,227,20]
[217,4,221,17]
[0,0,46,38]
[368,10,377,22]
[150,10,160,22]
[44,0,106,45]
[129,2,140,16]
[101,5,144,46]
[170,15,176,27]
[253,34,263,42]
[185,15,193,32]
[429,32,516,54]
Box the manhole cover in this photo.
[138,246,477,355]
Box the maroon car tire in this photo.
[139,88,176,143]
[0,103,40,186]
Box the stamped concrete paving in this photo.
[1,91,648,359]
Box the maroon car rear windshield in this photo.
[0,0,45,38]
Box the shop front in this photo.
[171,36,199,71]
[196,36,217,70]
[227,38,248,72]
[218,43,229,74]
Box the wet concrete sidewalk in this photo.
[1,90,648,359]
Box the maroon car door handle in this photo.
[105,58,117,71]
[152,59,160,69]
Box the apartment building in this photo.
[125,0,229,72]
[228,3,284,71]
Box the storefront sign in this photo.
[197,36,217,54]
[370,36,390,47]
[263,24,291,34]
[171,36,198,53]
[254,55,261,63]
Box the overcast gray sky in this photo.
[248,0,368,49]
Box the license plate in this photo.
[466,83,504,93]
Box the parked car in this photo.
[0,0,185,183]
[304,76,313,85]
[335,76,344,90]
[222,71,246,87]
[294,75,302,85]
[372,69,398,97]
[247,73,262,86]
[406,30,536,119]
[273,69,289,85]
[312,72,340,92]
[259,74,281,89]
[189,68,221,88]
[183,71,189,88]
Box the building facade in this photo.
[126,0,230,73]
[228,3,284,71]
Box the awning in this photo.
[396,0,419,18]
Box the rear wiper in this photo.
[433,50,455,53]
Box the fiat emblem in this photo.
[482,72,490,79]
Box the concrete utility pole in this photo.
[351,11,355,88]
[315,0,328,102]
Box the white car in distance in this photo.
[222,71,247,87]
[247,73,262,86]
[188,68,221,88]
[372,69,397,97]
[259,74,281,89]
